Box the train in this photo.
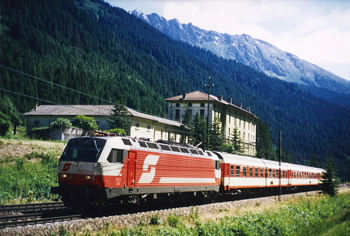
[57,136,325,208]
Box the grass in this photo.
[299,206,350,236]
[0,133,66,204]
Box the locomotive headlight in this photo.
[84,175,94,180]
[59,174,71,179]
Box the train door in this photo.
[287,170,291,186]
[127,151,137,186]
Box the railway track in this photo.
[0,202,65,214]
[0,202,81,229]
[0,186,345,230]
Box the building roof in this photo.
[165,91,217,101]
[24,105,182,127]
[165,91,258,118]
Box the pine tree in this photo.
[108,96,131,135]
[256,120,277,160]
[191,111,206,148]
[231,127,243,154]
[180,106,192,144]
[308,153,320,167]
[209,116,225,150]
[321,154,338,197]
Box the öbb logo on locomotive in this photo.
[138,155,160,184]
[61,163,72,172]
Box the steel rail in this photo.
[0,212,82,229]
[0,202,65,214]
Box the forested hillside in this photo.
[0,0,349,180]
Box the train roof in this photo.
[68,136,218,160]
[212,151,325,173]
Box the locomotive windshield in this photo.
[60,138,106,162]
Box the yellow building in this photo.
[165,91,258,156]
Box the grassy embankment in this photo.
[54,191,349,236]
[0,136,66,204]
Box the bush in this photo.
[0,121,11,136]
[149,213,162,225]
[167,213,181,227]
[105,128,126,135]
[72,115,98,131]
[32,126,49,130]
[50,118,72,129]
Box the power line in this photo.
[1,64,113,105]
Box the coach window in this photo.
[255,167,259,178]
[231,165,234,177]
[236,165,240,177]
[269,169,271,178]
[249,167,253,177]
[261,168,264,178]
[243,166,247,177]
[107,149,124,163]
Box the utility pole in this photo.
[278,131,282,202]
[205,76,214,150]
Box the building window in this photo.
[135,123,139,128]
[200,103,205,107]
[147,125,151,130]
[175,109,180,120]
[188,103,192,107]
[200,109,205,117]
[176,103,180,107]
[34,121,39,125]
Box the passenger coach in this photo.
[214,152,324,195]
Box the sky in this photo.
[106,0,350,81]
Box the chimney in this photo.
[218,95,223,101]
[246,107,251,112]
[227,98,232,104]
[35,103,38,110]
[182,93,186,99]
[237,103,242,108]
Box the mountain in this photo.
[1,0,349,180]
[131,11,350,99]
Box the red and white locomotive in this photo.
[57,136,324,208]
